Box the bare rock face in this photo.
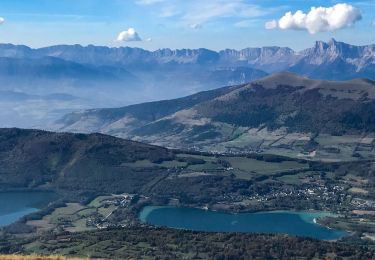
[291,39,375,79]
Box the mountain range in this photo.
[1,39,375,128]
[1,38,374,79]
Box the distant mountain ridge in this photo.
[0,43,291,69]
[0,39,374,80]
[2,39,375,128]
[289,39,375,80]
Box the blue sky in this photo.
[0,0,374,50]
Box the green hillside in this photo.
[55,73,375,160]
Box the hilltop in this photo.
[55,72,375,161]
[0,128,172,194]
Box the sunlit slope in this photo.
[55,72,375,160]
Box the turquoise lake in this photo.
[139,206,348,240]
[0,191,57,227]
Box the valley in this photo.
[1,71,375,259]
[0,128,374,258]
[2,1,375,258]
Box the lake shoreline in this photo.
[139,204,336,222]
[0,191,58,227]
[139,205,348,241]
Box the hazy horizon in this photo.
[0,37,372,52]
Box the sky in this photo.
[0,0,374,50]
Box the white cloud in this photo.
[117,28,142,42]
[265,19,277,29]
[0,17,5,25]
[266,3,362,34]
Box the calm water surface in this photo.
[139,206,348,240]
[0,191,57,227]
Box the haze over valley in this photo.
[1,0,375,259]
[2,39,375,128]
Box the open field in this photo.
[195,128,375,162]
[27,194,135,233]
[224,156,308,174]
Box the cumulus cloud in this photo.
[266,3,362,34]
[117,28,142,42]
[0,17,5,25]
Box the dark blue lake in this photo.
[139,206,348,240]
[0,191,57,227]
